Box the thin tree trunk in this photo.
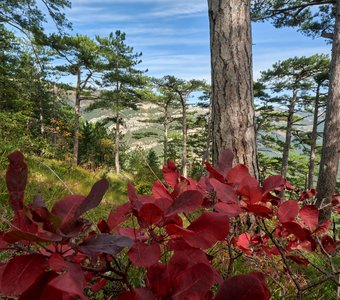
[39,97,45,135]
[307,82,321,189]
[208,0,258,178]
[181,98,188,177]
[281,90,297,178]
[73,66,81,166]
[163,104,169,165]
[316,0,340,221]
[201,102,212,174]
[115,111,121,174]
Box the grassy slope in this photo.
[0,151,130,223]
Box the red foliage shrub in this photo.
[0,150,338,299]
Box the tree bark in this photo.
[181,97,188,177]
[316,0,340,221]
[115,111,121,174]
[73,66,81,166]
[163,102,170,165]
[208,0,259,178]
[281,90,297,178]
[201,101,212,174]
[307,82,321,189]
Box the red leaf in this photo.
[172,263,214,300]
[0,263,6,292]
[332,194,340,213]
[128,242,160,267]
[321,235,337,255]
[0,234,8,250]
[184,212,229,249]
[1,254,48,296]
[154,197,173,214]
[97,219,110,233]
[163,160,180,188]
[277,200,299,223]
[118,288,156,300]
[214,202,242,218]
[285,179,297,192]
[51,195,85,229]
[215,272,270,300]
[18,271,60,300]
[226,164,250,185]
[246,203,273,217]
[107,203,131,230]
[239,181,263,204]
[6,151,28,211]
[76,179,109,216]
[287,255,309,266]
[169,248,223,286]
[47,271,87,300]
[282,222,307,240]
[91,278,108,292]
[205,162,225,182]
[262,175,284,193]
[209,179,237,203]
[138,203,164,226]
[287,238,316,253]
[166,190,203,216]
[115,227,146,242]
[299,205,319,231]
[51,179,108,232]
[165,224,195,238]
[152,181,171,199]
[299,189,317,201]
[49,254,67,273]
[147,263,171,298]
[237,233,252,254]
[315,219,331,235]
[78,233,133,255]
[216,149,234,175]
[128,183,139,208]
[4,229,61,243]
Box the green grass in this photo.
[0,151,130,224]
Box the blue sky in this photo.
[59,0,331,82]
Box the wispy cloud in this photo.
[148,1,207,18]
[140,53,210,80]
[55,0,331,83]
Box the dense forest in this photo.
[0,1,339,299]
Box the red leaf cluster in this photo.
[1,150,337,299]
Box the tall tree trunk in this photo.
[201,102,212,174]
[181,98,188,177]
[307,82,321,189]
[208,0,258,178]
[39,96,45,135]
[115,111,121,174]
[163,105,169,165]
[73,66,81,166]
[316,0,340,221]
[281,90,297,178]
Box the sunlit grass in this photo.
[0,151,130,224]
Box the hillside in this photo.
[83,102,209,154]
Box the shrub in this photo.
[0,150,338,299]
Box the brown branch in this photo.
[261,219,302,294]
[270,1,335,14]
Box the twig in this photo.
[36,159,73,194]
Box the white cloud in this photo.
[140,53,210,80]
[148,1,207,18]
[67,0,207,23]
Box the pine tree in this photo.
[87,31,146,174]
